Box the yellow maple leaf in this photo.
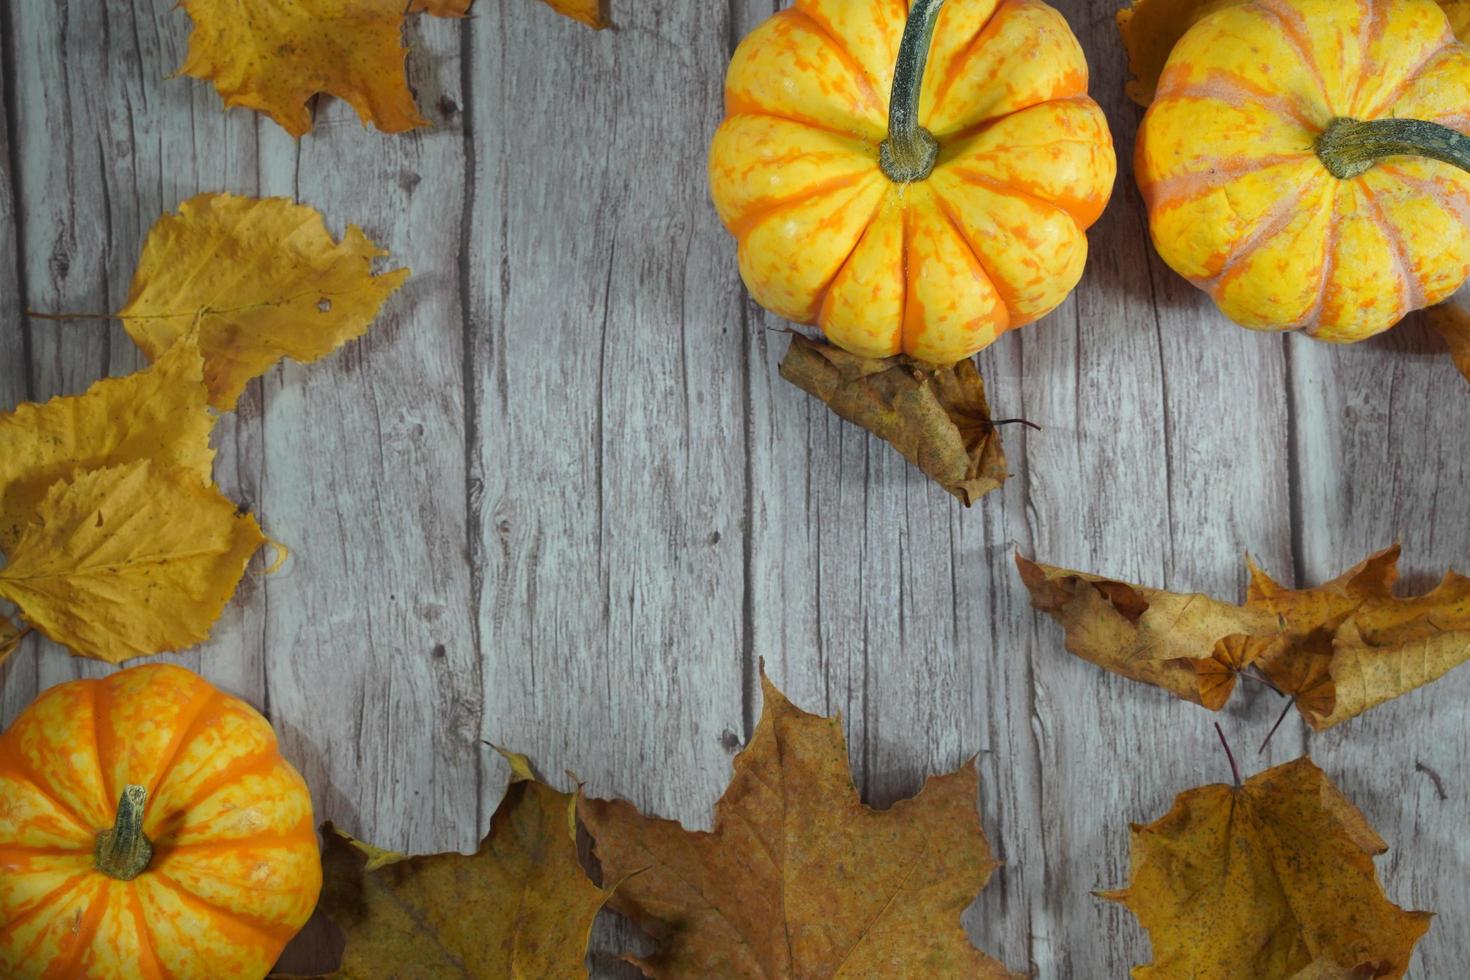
[580,671,1018,979]
[1103,756,1431,979]
[316,753,611,977]
[411,0,607,27]
[1118,0,1470,106]
[1023,547,1470,730]
[0,333,214,554]
[0,460,265,664]
[177,0,427,137]
[1016,555,1279,709]
[118,194,409,410]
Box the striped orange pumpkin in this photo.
[1136,0,1470,340]
[0,665,320,978]
[709,0,1116,365]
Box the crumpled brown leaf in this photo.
[314,751,610,978]
[1016,555,1278,709]
[779,333,1009,506]
[1118,0,1470,106]
[580,669,1018,979]
[0,460,265,664]
[1103,756,1431,979]
[1020,546,1470,729]
[119,194,408,410]
[0,333,215,553]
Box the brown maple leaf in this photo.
[315,752,610,978]
[579,670,1017,979]
[1104,756,1431,979]
[1020,546,1470,729]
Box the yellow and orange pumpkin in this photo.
[0,664,320,978]
[1136,0,1470,340]
[710,0,1116,365]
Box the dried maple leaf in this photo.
[1103,756,1431,979]
[1016,555,1278,709]
[0,333,215,554]
[316,751,610,978]
[780,333,1008,506]
[177,0,427,137]
[580,671,1017,979]
[1249,546,1470,729]
[119,194,408,410]
[1021,547,1470,729]
[1118,0,1470,106]
[0,460,264,664]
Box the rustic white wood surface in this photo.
[2,1,1468,976]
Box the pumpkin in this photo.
[1136,0,1470,341]
[0,664,320,978]
[709,0,1116,365]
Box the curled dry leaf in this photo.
[1020,547,1470,729]
[580,670,1017,979]
[779,333,1008,506]
[1015,555,1278,709]
[178,0,426,137]
[1104,756,1431,979]
[0,333,214,553]
[1117,0,1470,106]
[119,194,409,410]
[315,752,610,978]
[0,461,265,664]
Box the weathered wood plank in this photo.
[255,16,481,858]
[466,0,750,908]
[1289,324,1470,979]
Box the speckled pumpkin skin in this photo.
[0,665,320,978]
[1137,0,1470,341]
[709,0,1116,365]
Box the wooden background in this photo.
[2,0,1468,976]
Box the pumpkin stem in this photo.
[94,784,154,881]
[880,0,946,183]
[1316,116,1470,180]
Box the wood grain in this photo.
[1,0,1468,976]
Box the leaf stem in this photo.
[1257,698,1295,755]
[1214,722,1242,788]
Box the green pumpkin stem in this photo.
[880,0,946,183]
[94,784,154,881]
[1316,116,1470,180]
